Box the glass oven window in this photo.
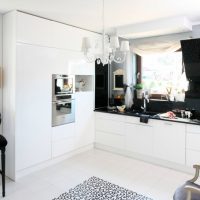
[56,102,72,116]
[55,78,73,94]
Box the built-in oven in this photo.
[52,94,75,127]
[52,74,75,127]
[52,74,75,101]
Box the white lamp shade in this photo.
[82,37,93,51]
[110,35,120,49]
[85,37,93,49]
[120,41,130,52]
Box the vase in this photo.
[136,89,143,99]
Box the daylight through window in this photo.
[141,52,188,98]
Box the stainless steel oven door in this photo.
[52,99,75,127]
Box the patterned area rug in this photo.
[53,176,153,200]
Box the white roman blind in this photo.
[129,32,192,56]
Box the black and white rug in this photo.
[53,176,153,200]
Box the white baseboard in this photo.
[95,143,194,174]
[15,143,93,180]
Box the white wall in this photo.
[0,14,2,134]
[0,14,2,64]
[192,25,200,38]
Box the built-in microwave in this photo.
[52,74,75,101]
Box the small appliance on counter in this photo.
[52,74,75,126]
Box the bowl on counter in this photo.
[117,105,126,113]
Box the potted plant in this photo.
[135,83,143,99]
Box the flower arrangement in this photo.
[135,83,143,90]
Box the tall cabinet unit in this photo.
[15,44,52,171]
[3,11,99,180]
[75,92,95,148]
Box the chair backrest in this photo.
[173,165,200,200]
[0,135,7,148]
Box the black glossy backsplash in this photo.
[95,61,108,108]
[133,98,200,117]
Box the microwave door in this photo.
[55,78,73,95]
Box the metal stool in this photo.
[0,135,7,197]
[173,165,200,200]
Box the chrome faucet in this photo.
[141,92,149,113]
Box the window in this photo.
[141,51,188,97]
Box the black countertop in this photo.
[94,107,200,126]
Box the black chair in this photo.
[0,135,7,197]
[173,165,200,200]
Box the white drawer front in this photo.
[52,138,74,158]
[126,116,154,126]
[186,150,200,167]
[95,131,125,149]
[187,133,200,151]
[95,118,125,135]
[186,124,200,134]
[125,116,140,124]
[52,123,75,142]
[95,112,125,122]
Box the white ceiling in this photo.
[1,0,200,36]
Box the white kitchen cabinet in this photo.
[52,138,75,158]
[125,122,153,156]
[153,120,186,165]
[96,131,125,149]
[186,124,200,167]
[15,44,52,171]
[96,112,125,122]
[16,11,100,52]
[52,122,75,158]
[69,59,94,75]
[95,113,125,135]
[15,43,84,169]
[96,118,125,135]
[187,132,200,151]
[75,92,95,148]
[95,113,125,149]
[186,124,200,134]
[3,11,98,180]
[52,123,75,142]
[95,113,191,171]
[186,150,200,167]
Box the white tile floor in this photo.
[2,149,192,200]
